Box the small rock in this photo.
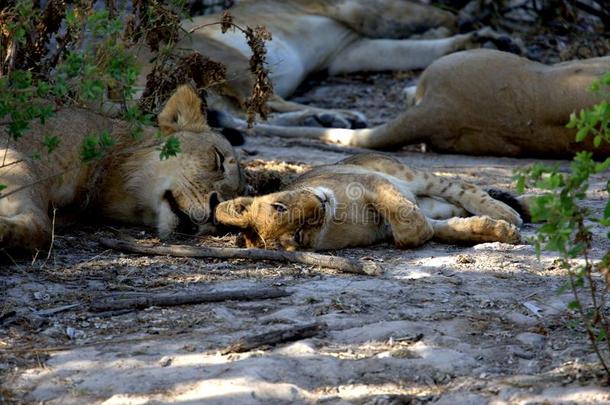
[391,348,421,359]
[182,344,197,352]
[159,356,173,367]
[33,292,50,301]
[503,311,540,327]
[516,332,546,348]
[455,254,475,264]
[508,345,535,360]
[65,326,85,340]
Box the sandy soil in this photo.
[2,72,610,404]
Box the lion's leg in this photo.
[0,157,51,252]
[328,34,478,74]
[412,176,523,227]
[429,216,520,245]
[250,101,439,149]
[265,95,368,129]
[417,197,468,219]
[340,154,522,226]
[366,179,433,248]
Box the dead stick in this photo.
[99,238,383,276]
[222,321,327,354]
[90,287,292,312]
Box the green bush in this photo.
[517,72,610,379]
[0,0,189,195]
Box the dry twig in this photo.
[221,321,326,354]
[89,287,291,312]
[99,238,383,276]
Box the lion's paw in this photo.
[472,27,525,54]
[490,218,521,244]
[269,109,368,129]
[303,110,368,129]
[359,259,384,276]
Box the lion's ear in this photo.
[158,85,207,135]
[215,197,254,228]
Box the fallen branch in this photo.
[99,238,383,276]
[89,287,292,312]
[36,303,81,317]
[221,321,326,354]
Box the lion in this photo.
[215,153,524,251]
[0,85,244,253]
[250,49,610,158]
[136,0,514,129]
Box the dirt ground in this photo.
[3,57,610,405]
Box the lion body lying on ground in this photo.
[254,49,610,158]
[0,86,244,252]
[215,153,523,251]
[138,0,508,128]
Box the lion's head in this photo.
[123,85,245,238]
[215,187,333,250]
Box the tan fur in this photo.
[136,0,502,128]
[0,85,244,252]
[259,49,610,158]
[215,153,522,251]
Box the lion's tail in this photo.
[485,189,538,223]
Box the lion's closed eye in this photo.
[212,147,225,173]
[294,227,304,245]
[271,202,288,213]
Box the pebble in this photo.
[503,311,540,327]
[159,356,173,367]
[516,332,546,348]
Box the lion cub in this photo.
[215,153,523,250]
[0,86,244,252]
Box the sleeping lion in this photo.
[251,49,610,158]
[137,0,512,128]
[215,153,525,251]
[0,86,244,252]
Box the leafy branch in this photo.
[0,0,195,198]
[516,72,610,381]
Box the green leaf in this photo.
[515,174,526,194]
[597,328,607,342]
[0,184,6,193]
[98,130,116,149]
[42,135,61,154]
[8,119,29,139]
[567,300,581,310]
[566,112,577,128]
[595,158,610,173]
[576,127,589,142]
[159,136,181,160]
[81,135,100,163]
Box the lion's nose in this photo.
[182,221,200,235]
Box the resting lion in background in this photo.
[0,86,244,252]
[250,49,610,158]
[137,0,514,128]
[215,153,524,251]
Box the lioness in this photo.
[0,86,244,252]
[215,153,523,251]
[251,49,610,158]
[139,0,512,128]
